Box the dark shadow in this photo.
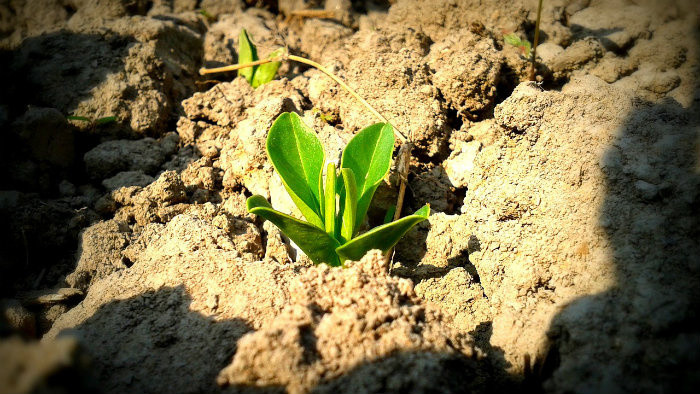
[469,322,516,391]
[55,285,258,394]
[309,350,495,394]
[0,31,133,295]
[47,283,516,394]
[537,53,700,393]
[0,26,202,295]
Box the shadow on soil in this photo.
[56,284,513,393]
[55,285,252,393]
[0,31,136,295]
[534,69,700,391]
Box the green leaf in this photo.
[503,33,522,47]
[383,205,396,224]
[267,112,325,229]
[66,115,90,122]
[335,204,430,262]
[198,9,214,20]
[95,116,116,125]
[252,47,284,88]
[339,168,358,243]
[247,195,341,266]
[237,29,258,84]
[521,40,532,57]
[341,123,395,235]
[324,162,336,236]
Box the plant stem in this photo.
[199,57,283,74]
[200,53,408,143]
[200,53,412,271]
[529,0,543,81]
[384,141,411,271]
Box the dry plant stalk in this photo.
[529,0,543,81]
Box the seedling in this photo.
[503,0,543,81]
[503,32,532,58]
[67,115,117,126]
[237,29,283,88]
[246,112,429,267]
[198,9,215,20]
[200,48,415,268]
[311,107,338,124]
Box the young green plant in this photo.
[237,29,283,88]
[200,49,413,268]
[503,32,532,58]
[246,112,429,267]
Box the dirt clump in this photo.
[45,214,293,393]
[0,335,97,394]
[218,250,490,394]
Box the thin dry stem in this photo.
[529,0,543,81]
[199,57,282,75]
[288,10,336,18]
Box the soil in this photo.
[1,0,699,393]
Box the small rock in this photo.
[84,138,170,179]
[444,140,482,188]
[18,288,84,306]
[102,171,156,190]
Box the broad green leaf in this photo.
[324,162,336,236]
[339,168,358,243]
[237,29,258,84]
[252,47,284,88]
[341,122,395,235]
[267,112,325,229]
[383,205,396,224]
[335,204,430,262]
[247,195,341,266]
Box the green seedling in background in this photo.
[312,107,338,124]
[246,112,429,267]
[238,29,283,88]
[198,9,215,20]
[503,32,532,57]
[67,115,117,126]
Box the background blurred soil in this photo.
[1,0,699,393]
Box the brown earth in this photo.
[1,0,699,393]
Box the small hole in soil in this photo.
[126,0,153,15]
[452,186,467,214]
[122,257,134,268]
[63,4,77,17]
[446,106,464,130]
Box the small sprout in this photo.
[237,29,282,88]
[503,32,532,57]
[66,115,116,126]
[312,108,338,124]
[66,115,90,122]
[246,112,429,266]
[95,116,116,125]
[198,9,215,20]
